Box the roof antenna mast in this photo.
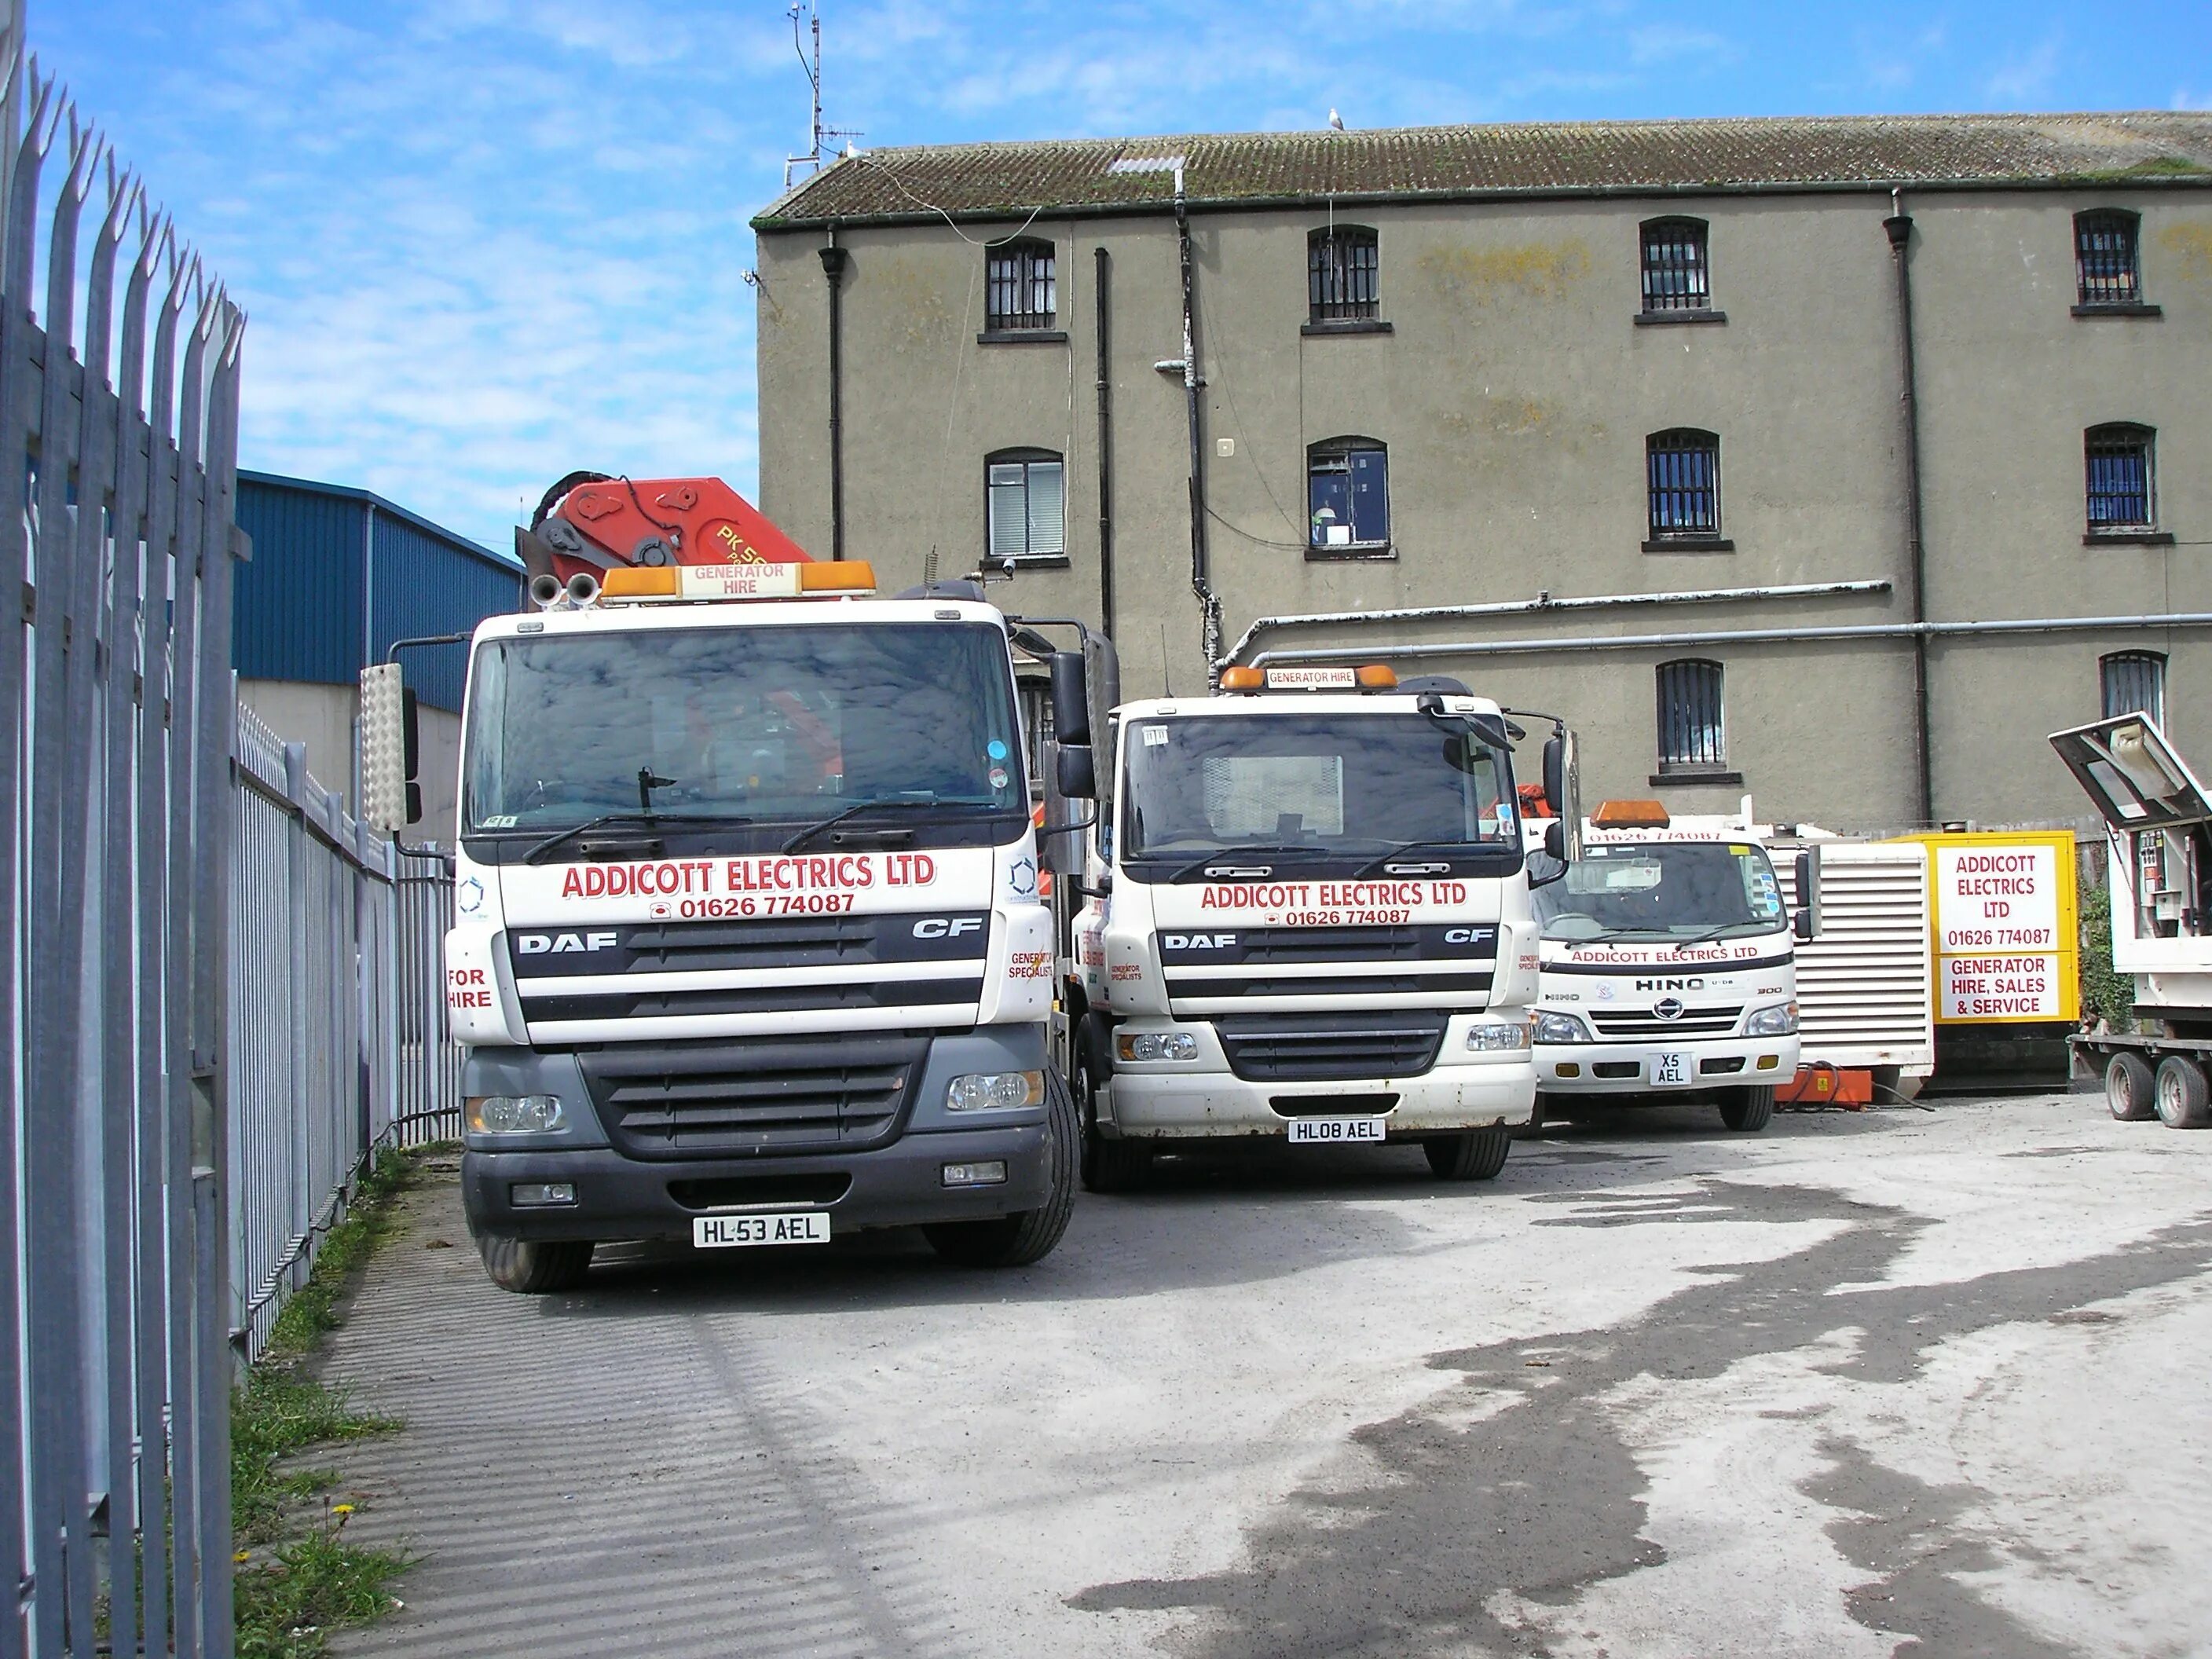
[785,2,862,190]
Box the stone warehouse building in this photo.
[750,114,2212,831]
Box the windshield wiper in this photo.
[1661,922,1761,950]
[781,797,998,853]
[1350,837,1489,879]
[521,811,756,865]
[1163,843,1330,882]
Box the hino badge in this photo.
[361,474,1101,1291]
[1065,666,1573,1188]
[1529,797,1817,1133]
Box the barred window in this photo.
[1657,660,1726,771]
[1309,225,1380,322]
[1640,218,1710,313]
[1308,438,1390,549]
[985,238,1056,331]
[986,449,1065,562]
[2075,210,2142,307]
[2101,651,2166,725]
[1647,430,1721,539]
[2085,423,2155,531]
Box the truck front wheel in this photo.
[927,1070,1079,1267]
[478,1234,593,1295]
[1423,1126,1510,1181]
[1719,1086,1775,1132]
[1075,1046,1151,1194]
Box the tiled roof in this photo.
[754,112,2212,228]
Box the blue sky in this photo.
[35,0,2212,553]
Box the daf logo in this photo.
[515,931,618,955]
[1163,934,1236,950]
[913,917,986,939]
[1635,976,1705,991]
[1653,996,1686,1021]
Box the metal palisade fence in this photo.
[0,9,458,1654]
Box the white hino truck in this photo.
[2052,712,2212,1129]
[1063,665,1571,1188]
[1528,798,1817,1133]
[361,475,1105,1291]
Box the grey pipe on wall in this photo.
[1884,196,1932,823]
[819,240,851,562]
[1094,244,1115,637]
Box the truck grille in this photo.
[1214,1012,1448,1082]
[1588,1005,1742,1038]
[577,1034,930,1159]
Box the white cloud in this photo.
[1982,28,2064,106]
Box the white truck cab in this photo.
[1529,798,1815,1132]
[1066,667,1566,1187]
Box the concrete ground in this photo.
[321,1095,2212,1659]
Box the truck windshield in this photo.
[1535,841,1787,943]
[462,621,1025,849]
[1120,712,1515,873]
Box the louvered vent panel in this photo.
[1775,843,1935,1068]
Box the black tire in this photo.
[2153,1055,2212,1130]
[1075,1046,1151,1193]
[1423,1126,1511,1181]
[2105,1051,2157,1122]
[478,1234,593,1295]
[927,1069,1079,1266]
[1719,1086,1775,1133]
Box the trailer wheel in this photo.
[477,1235,593,1295]
[1719,1086,1775,1132]
[2104,1051,2157,1121]
[927,1069,1079,1267]
[2153,1056,2212,1130]
[1423,1126,1511,1181]
[1075,1047,1151,1194]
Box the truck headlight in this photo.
[1117,1031,1200,1062]
[947,1071,1045,1111]
[1745,1001,1799,1037]
[1534,1012,1593,1046]
[466,1094,566,1134]
[1466,1020,1533,1052]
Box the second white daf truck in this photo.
[1529,799,1816,1132]
[1065,667,1570,1188]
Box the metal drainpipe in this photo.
[1094,245,1115,637]
[1174,164,1222,682]
[819,237,851,562]
[1884,193,1932,825]
[1247,612,2212,668]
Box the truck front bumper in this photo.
[1535,1035,1799,1097]
[463,1122,1050,1244]
[1104,1013,1536,1140]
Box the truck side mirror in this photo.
[359,663,420,831]
[1057,745,1097,801]
[1529,819,1569,888]
[1793,848,1822,941]
[1049,650,1091,748]
[1542,733,1566,817]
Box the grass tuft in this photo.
[232,1142,442,1655]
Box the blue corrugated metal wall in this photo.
[234,473,521,712]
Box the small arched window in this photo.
[1308,225,1379,322]
[1646,429,1722,542]
[2075,210,2142,308]
[985,448,1065,562]
[2085,423,2155,532]
[1640,218,1710,313]
[1307,437,1390,551]
[1657,660,1726,771]
[985,237,1056,331]
[2100,650,2166,725]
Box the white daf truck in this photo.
[1529,799,1817,1132]
[1064,667,1569,1188]
[362,474,1103,1291]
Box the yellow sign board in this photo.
[1891,830,2080,1025]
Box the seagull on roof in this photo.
[1328,108,1346,131]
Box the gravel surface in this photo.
[323,1094,2212,1658]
